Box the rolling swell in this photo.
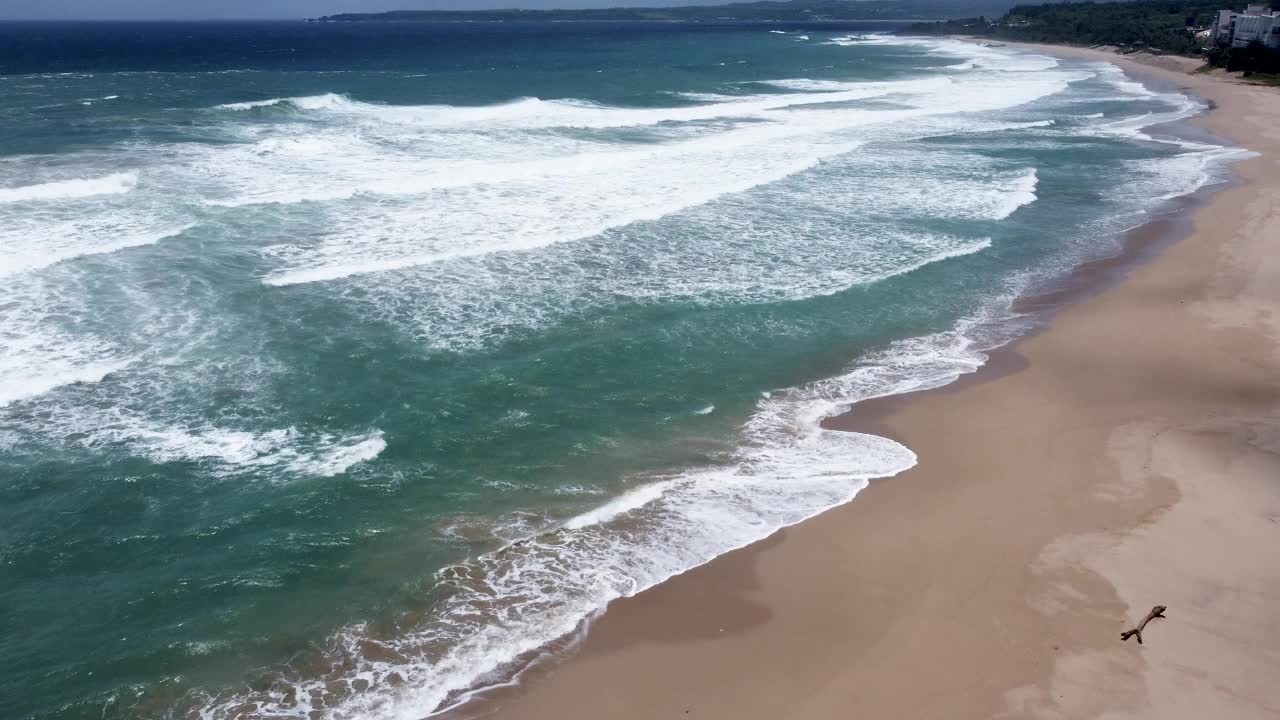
[236,69,1076,287]
[184,39,1232,720]
[0,171,137,203]
[0,28,1249,720]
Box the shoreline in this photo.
[447,43,1280,719]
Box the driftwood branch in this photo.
[1121,605,1167,644]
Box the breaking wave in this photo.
[2,32,1250,720]
[192,302,1027,720]
[0,172,137,203]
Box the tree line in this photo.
[908,0,1280,74]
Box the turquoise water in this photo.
[0,22,1245,720]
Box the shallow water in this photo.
[0,21,1247,720]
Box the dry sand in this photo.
[450,45,1280,720]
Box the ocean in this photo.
[0,20,1246,720]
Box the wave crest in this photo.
[0,172,137,204]
[190,303,1024,720]
[215,92,354,112]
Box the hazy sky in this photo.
[1,0,737,21]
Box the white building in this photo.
[1233,12,1280,48]
[1211,5,1280,49]
[1213,8,1236,44]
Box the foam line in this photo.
[211,79,954,131]
[0,340,134,407]
[0,222,194,279]
[193,301,1032,720]
[5,36,1252,720]
[252,69,1081,287]
[0,172,137,203]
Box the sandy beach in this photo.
[449,45,1280,720]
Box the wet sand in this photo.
[450,45,1280,720]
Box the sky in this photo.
[0,0,738,21]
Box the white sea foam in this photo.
[194,300,1027,720]
[991,167,1039,220]
[0,172,137,203]
[1077,63,1253,204]
[275,128,1049,353]
[762,78,858,91]
[211,79,958,132]
[0,242,380,480]
[1101,65,1160,98]
[915,36,1061,72]
[874,238,994,282]
[0,305,384,478]
[1132,145,1255,203]
[0,331,134,407]
[554,484,606,496]
[195,78,955,210]
[247,67,1083,287]
[0,221,194,279]
[215,93,352,111]
[674,91,742,102]
[1088,64,1206,141]
[0,163,197,405]
[824,34,891,46]
[3,370,387,475]
[338,225,993,356]
[121,425,387,477]
[290,93,355,111]
[0,250,156,410]
[257,125,863,286]
[561,481,674,530]
[218,98,286,110]
[9,36,1253,720]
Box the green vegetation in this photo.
[316,0,1025,24]
[910,0,1280,74]
[909,0,1231,54]
[1206,38,1280,72]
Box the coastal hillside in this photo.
[910,0,1279,56]
[316,0,1035,23]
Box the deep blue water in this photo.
[0,20,1243,720]
[0,20,911,75]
